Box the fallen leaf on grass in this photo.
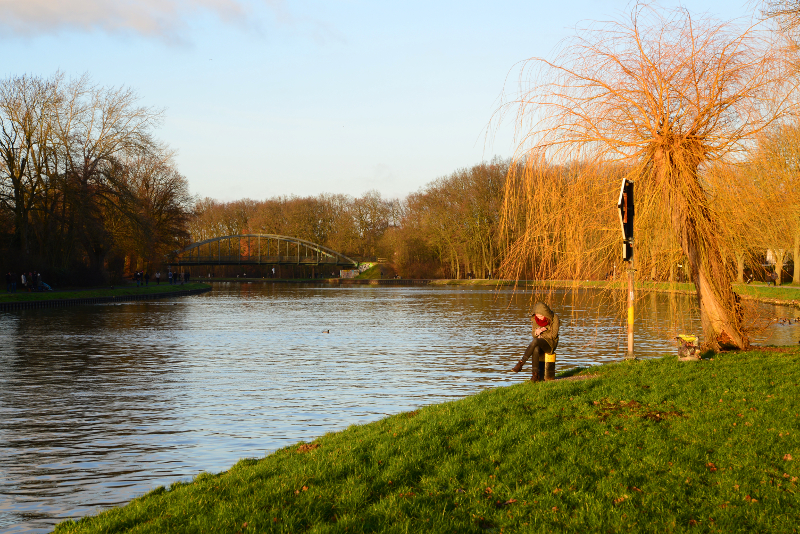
[707,462,718,472]
[689,519,698,526]
[614,496,627,505]
[495,498,518,508]
[552,488,561,494]
[629,486,643,492]
[783,454,793,461]
[744,495,758,503]
[296,443,320,453]
[484,486,493,495]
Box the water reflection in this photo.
[0,284,797,533]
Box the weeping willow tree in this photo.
[739,123,800,284]
[499,4,798,349]
[763,0,800,43]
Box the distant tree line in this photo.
[0,73,193,284]
[3,67,798,292]
[188,159,509,279]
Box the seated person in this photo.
[511,301,560,381]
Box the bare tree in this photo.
[52,75,163,277]
[0,73,61,260]
[501,4,798,349]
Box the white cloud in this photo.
[0,0,283,41]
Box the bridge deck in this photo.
[173,255,356,266]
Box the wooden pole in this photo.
[627,261,635,359]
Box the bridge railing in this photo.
[169,234,358,267]
[175,255,345,265]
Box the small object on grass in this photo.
[676,334,701,361]
[296,443,319,453]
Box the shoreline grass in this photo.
[0,282,211,303]
[55,348,800,533]
[429,279,800,307]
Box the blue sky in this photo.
[1,0,754,201]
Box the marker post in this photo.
[617,178,635,360]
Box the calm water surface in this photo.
[1,283,798,533]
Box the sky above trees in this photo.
[0,0,755,201]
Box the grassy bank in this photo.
[56,349,800,533]
[356,264,397,280]
[0,282,211,303]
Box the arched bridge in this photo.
[168,234,358,267]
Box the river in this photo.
[1,283,798,533]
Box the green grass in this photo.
[733,284,800,302]
[0,282,211,303]
[55,349,800,533]
[356,265,389,280]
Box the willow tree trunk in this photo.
[774,250,786,286]
[655,151,747,349]
[735,251,746,283]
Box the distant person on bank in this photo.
[511,301,560,381]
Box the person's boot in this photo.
[530,370,540,382]
[511,361,524,373]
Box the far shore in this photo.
[0,282,212,305]
[204,277,800,308]
[7,278,796,310]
